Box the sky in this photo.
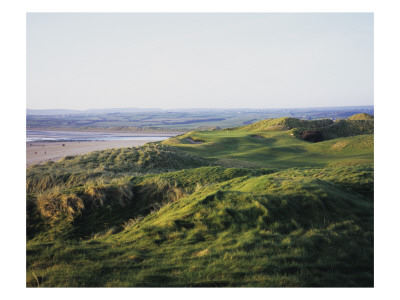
[26,13,373,110]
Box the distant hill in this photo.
[26,106,374,116]
[26,106,374,130]
[27,109,84,115]
[26,107,164,115]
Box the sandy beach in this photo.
[26,139,162,167]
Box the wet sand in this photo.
[26,139,158,167]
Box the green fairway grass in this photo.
[162,119,373,169]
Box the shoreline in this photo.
[26,140,160,167]
[26,127,186,134]
[27,129,180,137]
[26,131,178,167]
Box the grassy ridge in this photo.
[241,117,334,131]
[347,113,374,120]
[27,144,211,194]
[319,120,374,140]
[26,115,374,287]
[27,164,373,287]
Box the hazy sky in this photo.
[27,13,373,110]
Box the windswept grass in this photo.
[27,116,374,287]
[27,144,212,194]
[319,120,374,140]
[27,163,373,287]
[347,113,374,120]
[241,117,334,131]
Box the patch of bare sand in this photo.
[186,138,204,144]
[26,140,156,167]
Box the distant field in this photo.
[27,106,374,131]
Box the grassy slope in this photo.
[162,125,373,169]
[347,113,374,120]
[26,116,374,287]
[26,144,212,194]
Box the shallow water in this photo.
[26,130,172,143]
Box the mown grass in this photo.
[26,115,374,287]
[163,126,373,169]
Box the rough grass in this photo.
[27,163,373,287]
[347,113,374,120]
[26,116,374,287]
[241,117,334,131]
[319,120,374,140]
[26,144,212,194]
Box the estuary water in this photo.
[26,130,175,143]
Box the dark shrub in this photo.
[300,130,323,142]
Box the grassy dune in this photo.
[347,113,374,120]
[162,120,373,169]
[26,115,374,287]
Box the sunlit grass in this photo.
[26,116,373,287]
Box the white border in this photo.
[1,1,399,299]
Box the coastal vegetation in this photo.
[26,114,374,287]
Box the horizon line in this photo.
[26,104,374,111]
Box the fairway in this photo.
[163,124,373,169]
